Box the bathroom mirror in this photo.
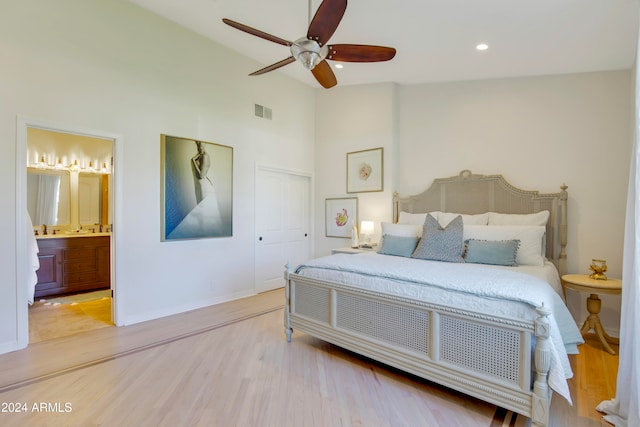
[78,172,105,226]
[26,168,71,226]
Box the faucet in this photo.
[42,224,48,235]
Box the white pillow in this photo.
[463,225,546,266]
[488,211,550,226]
[380,222,422,238]
[436,211,489,227]
[398,211,429,225]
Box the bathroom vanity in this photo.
[34,234,110,298]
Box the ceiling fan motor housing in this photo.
[291,37,329,70]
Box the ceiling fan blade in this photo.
[327,44,397,62]
[222,18,292,47]
[307,0,347,46]
[249,57,297,76]
[311,60,337,89]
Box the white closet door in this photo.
[255,167,311,293]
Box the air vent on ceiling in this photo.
[254,104,272,120]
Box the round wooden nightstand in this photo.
[561,274,622,355]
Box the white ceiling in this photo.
[128,0,639,89]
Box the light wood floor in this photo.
[2,290,618,426]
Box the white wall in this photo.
[1,1,632,354]
[314,83,396,256]
[396,72,632,333]
[315,72,632,334]
[0,0,315,353]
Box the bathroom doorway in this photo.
[16,117,121,345]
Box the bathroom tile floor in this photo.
[28,297,112,343]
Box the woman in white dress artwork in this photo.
[192,141,214,203]
[167,140,223,239]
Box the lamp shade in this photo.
[360,221,374,236]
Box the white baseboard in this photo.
[120,289,256,326]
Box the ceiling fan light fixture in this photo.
[298,51,321,70]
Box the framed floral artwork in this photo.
[347,147,383,193]
[325,197,358,238]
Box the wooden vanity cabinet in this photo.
[34,236,110,298]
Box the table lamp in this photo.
[359,220,375,248]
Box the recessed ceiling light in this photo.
[476,43,489,51]
[335,63,344,69]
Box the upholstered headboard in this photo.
[393,170,568,274]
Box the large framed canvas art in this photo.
[161,135,233,241]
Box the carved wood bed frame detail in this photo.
[285,170,569,427]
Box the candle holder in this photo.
[589,259,607,280]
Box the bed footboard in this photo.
[284,269,551,426]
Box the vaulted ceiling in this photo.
[129,0,639,88]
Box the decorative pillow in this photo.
[380,222,422,238]
[464,225,546,266]
[436,211,489,227]
[411,214,464,263]
[378,235,420,257]
[397,211,429,225]
[464,239,520,266]
[488,211,550,226]
[379,222,422,247]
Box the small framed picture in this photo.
[347,147,383,193]
[325,197,358,238]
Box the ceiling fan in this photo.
[222,0,396,89]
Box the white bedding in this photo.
[294,252,583,404]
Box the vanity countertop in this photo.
[36,232,111,239]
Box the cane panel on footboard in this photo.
[286,278,538,413]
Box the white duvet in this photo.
[294,252,584,404]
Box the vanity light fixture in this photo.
[28,155,110,174]
[476,43,489,51]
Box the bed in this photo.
[284,170,582,427]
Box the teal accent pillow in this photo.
[411,214,464,263]
[378,235,420,257]
[464,239,520,266]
